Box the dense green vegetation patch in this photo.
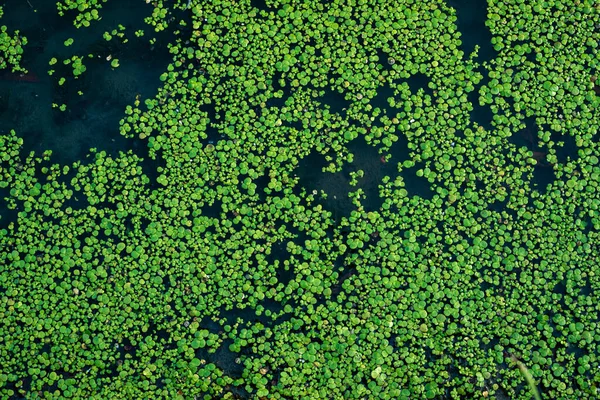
[1,0,600,399]
[0,6,27,73]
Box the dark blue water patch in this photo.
[295,132,417,216]
[384,121,411,164]
[507,117,579,194]
[0,148,76,230]
[508,116,538,151]
[257,297,289,323]
[330,265,357,300]
[398,72,434,99]
[198,315,225,336]
[266,241,296,286]
[369,82,396,119]
[376,48,395,72]
[0,188,17,230]
[267,72,289,105]
[209,339,246,378]
[531,164,556,195]
[251,0,277,13]
[189,344,248,394]
[264,72,297,125]
[467,89,494,131]
[218,303,273,331]
[592,75,600,96]
[196,195,223,220]
[0,0,175,167]
[548,124,578,165]
[294,149,355,217]
[487,191,512,215]
[0,142,42,229]
[3,375,32,398]
[315,86,350,118]
[398,162,435,200]
[0,0,61,43]
[250,170,271,203]
[222,384,251,400]
[345,135,401,212]
[446,0,498,63]
[135,149,163,189]
[328,249,357,302]
[199,103,227,145]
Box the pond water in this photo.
[1,2,585,399]
[0,0,503,209]
[0,0,174,166]
[0,0,514,243]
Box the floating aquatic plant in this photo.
[1,0,600,399]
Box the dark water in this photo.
[0,0,509,249]
[0,0,500,193]
[295,0,498,215]
[0,0,175,166]
[447,0,497,63]
[0,1,514,395]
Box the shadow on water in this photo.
[0,0,175,168]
